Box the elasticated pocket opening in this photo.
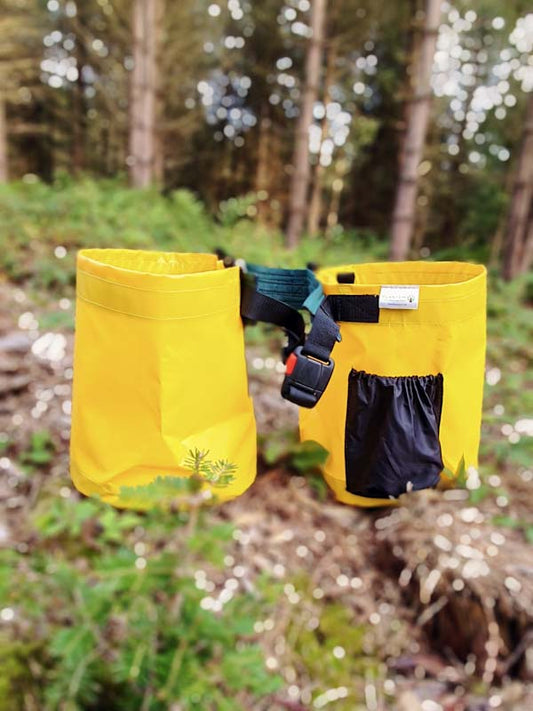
[345,370,444,499]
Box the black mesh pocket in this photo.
[345,370,444,499]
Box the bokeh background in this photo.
[0,1,532,710]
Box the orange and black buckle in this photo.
[281,346,335,408]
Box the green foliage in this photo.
[222,645,283,695]
[117,475,202,511]
[289,440,329,474]
[441,455,467,489]
[492,514,533,544]
[0,179,389,302]
[289,440,330,501]
[284,579,380,709]
[259,426,298,467]
[33,496,143,543]
[0,636,43,711]
[19,429,55,471]
[482,273,533,478]
[37,308,75,331]
[487,272,533,363]
[116,449,238,509]
[218,193,260,227]
[259,430,330,500]
[0,179,214,291]
[456,180,509,251]
[1,487,282,711]
[183,448,238,487]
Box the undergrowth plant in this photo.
[18,429,55,472]
[0,177,385,299]
[115,449,238,510]
[0,468,281,711]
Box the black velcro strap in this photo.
[327,295,380,323]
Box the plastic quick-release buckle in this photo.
[281,345,334,408]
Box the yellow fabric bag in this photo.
[298,261,487,507]
[70,249,256,508]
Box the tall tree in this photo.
[129,0,159,188]
[69,3,91,174]
[286,0,328,248]
[502,94,533,280]
[389,0,440,261]
[0,92,7,183]
[307,36,337,235]
[0,0,48,181]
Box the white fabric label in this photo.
[379,285,420,310]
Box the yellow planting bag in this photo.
[70,249,256,508]
[298,261,487,507]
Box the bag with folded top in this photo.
[70,249,256,508]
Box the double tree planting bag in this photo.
[70,249,256,508]
[296,261,487,507]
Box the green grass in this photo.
[0,175,387,294]
[1,490,283,711]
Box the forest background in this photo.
[0,1,532,710]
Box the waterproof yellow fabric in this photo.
[299,261,487,507]
[70,249,256,508]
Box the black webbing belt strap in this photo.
[281,295,380,408]
[240,277,306,361]
[240,264,380,408]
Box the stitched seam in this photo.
[73,462,188,481]
[78,269,236,294]
[355,271,481,277]
[339,312,483,326]
[77,294,236,321]
[325,272,484,289]
[341,270,484,279]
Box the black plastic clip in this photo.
[281,345,334,408]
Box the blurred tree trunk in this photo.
[72,36,88,174]
[286,0,328,248]
[502,94,533,280]
[389,0,440,261]
[129,0,159,188]
[326,153,348,238]
[72,78,86,174]
[255,108,271,223]
[307,37,337,235]
[489,163,515,267]
[153,0,165,184]
[522,217,533,274]
[0,92,7,182]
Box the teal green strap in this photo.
[303,282,325,315]
[245,263,324,315]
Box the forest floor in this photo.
[1,268,532,711]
